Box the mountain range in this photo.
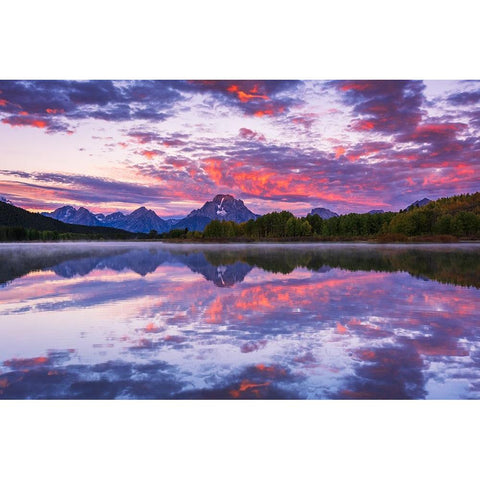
[0,199,137,239]
[1,194,433,234]
[41,194,259,233]
[43,205,169,234]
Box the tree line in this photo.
[201,247,480,288]
[161,192,480,241]
[0,226,130,242]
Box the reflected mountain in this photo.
[52,249,172,278]
[0,244,254,288]
[179,252,253,287]
[1,243,480,288]
[0,244,132,286]
[51,250,253,287]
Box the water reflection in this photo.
[1,242,480,288]
[0,244,252,288]
[1,242,479,399]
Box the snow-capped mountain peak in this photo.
[216,196,227,216]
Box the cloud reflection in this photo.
[1,243,480,399]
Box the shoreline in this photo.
[1,239,480,246]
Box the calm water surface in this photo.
[1,242,479,399]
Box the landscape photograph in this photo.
[4,1,480,478]
[1,79,479,400]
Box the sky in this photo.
[0,79,479,217]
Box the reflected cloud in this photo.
[334,343,426,399]
[0,349,185,399]
[175,363,301,400]
[1,243,480,399]
[240,340,268,353]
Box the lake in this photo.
[1,242,479,399]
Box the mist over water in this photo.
[1,242,480,399]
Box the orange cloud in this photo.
[204,158,224,185]
[229,379,271,398]
[238,91,269,103]
[253,105,286,117]
[255,364,287,377]
[4,356,48,368]
[455,163,475,176]
[202,156,389,207]
[353,120,375,131]
[206,296,224,324]
[227,84,269,103]
[415,123,465,135]
[139,150,161,160]
[340,81,374,92]
[336,323,348,334]
[254,109,274,117]
[2,116,48,129]
[199,274,385,326]
[256,364,275,373]
[355,349,376,361]
[145,322,157,332]
[335,146,345,159]
[230,170,276,196]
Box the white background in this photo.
[1,1,479,478]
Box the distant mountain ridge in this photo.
[107,207,168,234]
[42,194,258,233]
[43,205,169,234]
[43,206,101,227]
[0,200,137,238]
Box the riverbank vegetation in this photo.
[159,193,480,243]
